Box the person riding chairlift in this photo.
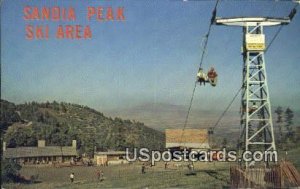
[207,67,217,79]
[197,68,208,86]
[207,67,218,87]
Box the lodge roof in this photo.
[3,146,77,158]
[165,129,208,143]
[94,151,127,156]
[165,129,210,149]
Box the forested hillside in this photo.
[1,100,165,156]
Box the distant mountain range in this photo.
[106,103,300,145]
[106,103,241,131]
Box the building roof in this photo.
[3,146,77,158]
[94,151,127,156]
[165,129,210,149]
[166,143,210,149]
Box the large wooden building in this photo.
[3,140,78,164]
[94,151,129,166]
[165,129,210,150]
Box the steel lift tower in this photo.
[215,17,291,167]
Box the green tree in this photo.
[284,107,294,145]
[1,159,22,182]
[5,126,37,147]
[275,106,284,145]
[222,138,228,148]
[52,101,60,111]
[60,102,67,113]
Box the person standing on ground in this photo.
[165,162,168,170]
[100,170,104,182]
[141,163,146,174]
[70,172,74,183]
[96,170,100,181]
[96,169,104,181]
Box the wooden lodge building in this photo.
[3,140,78,164]
[165,129,210,151]
[94,151,129,166]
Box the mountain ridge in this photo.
[1,100,165,156]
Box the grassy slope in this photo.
[4,162,230,189]
[4,147,300,189]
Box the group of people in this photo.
[69,169,104,183]
[197,67,218,86]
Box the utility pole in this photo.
[215,17,291,168]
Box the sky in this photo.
[1,0,300,112]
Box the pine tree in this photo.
[284,107,294,146]
[222,137,228,148]
[275,106,284,145]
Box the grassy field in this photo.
[3,161,231,189]
[3,147,300,189]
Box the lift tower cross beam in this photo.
[215,17,290,168]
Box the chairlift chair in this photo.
[196,67,218,87]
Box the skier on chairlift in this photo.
[197,68,208,86]
[207,67,218,87]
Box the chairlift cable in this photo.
[199,3,299,152]
[211,87,242,130]
[180,0,220,145]
[198,0,220,70]
[209,2,298,133]
[192,86,242,148]
[179,0,298,155]
[265,3,298,52]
